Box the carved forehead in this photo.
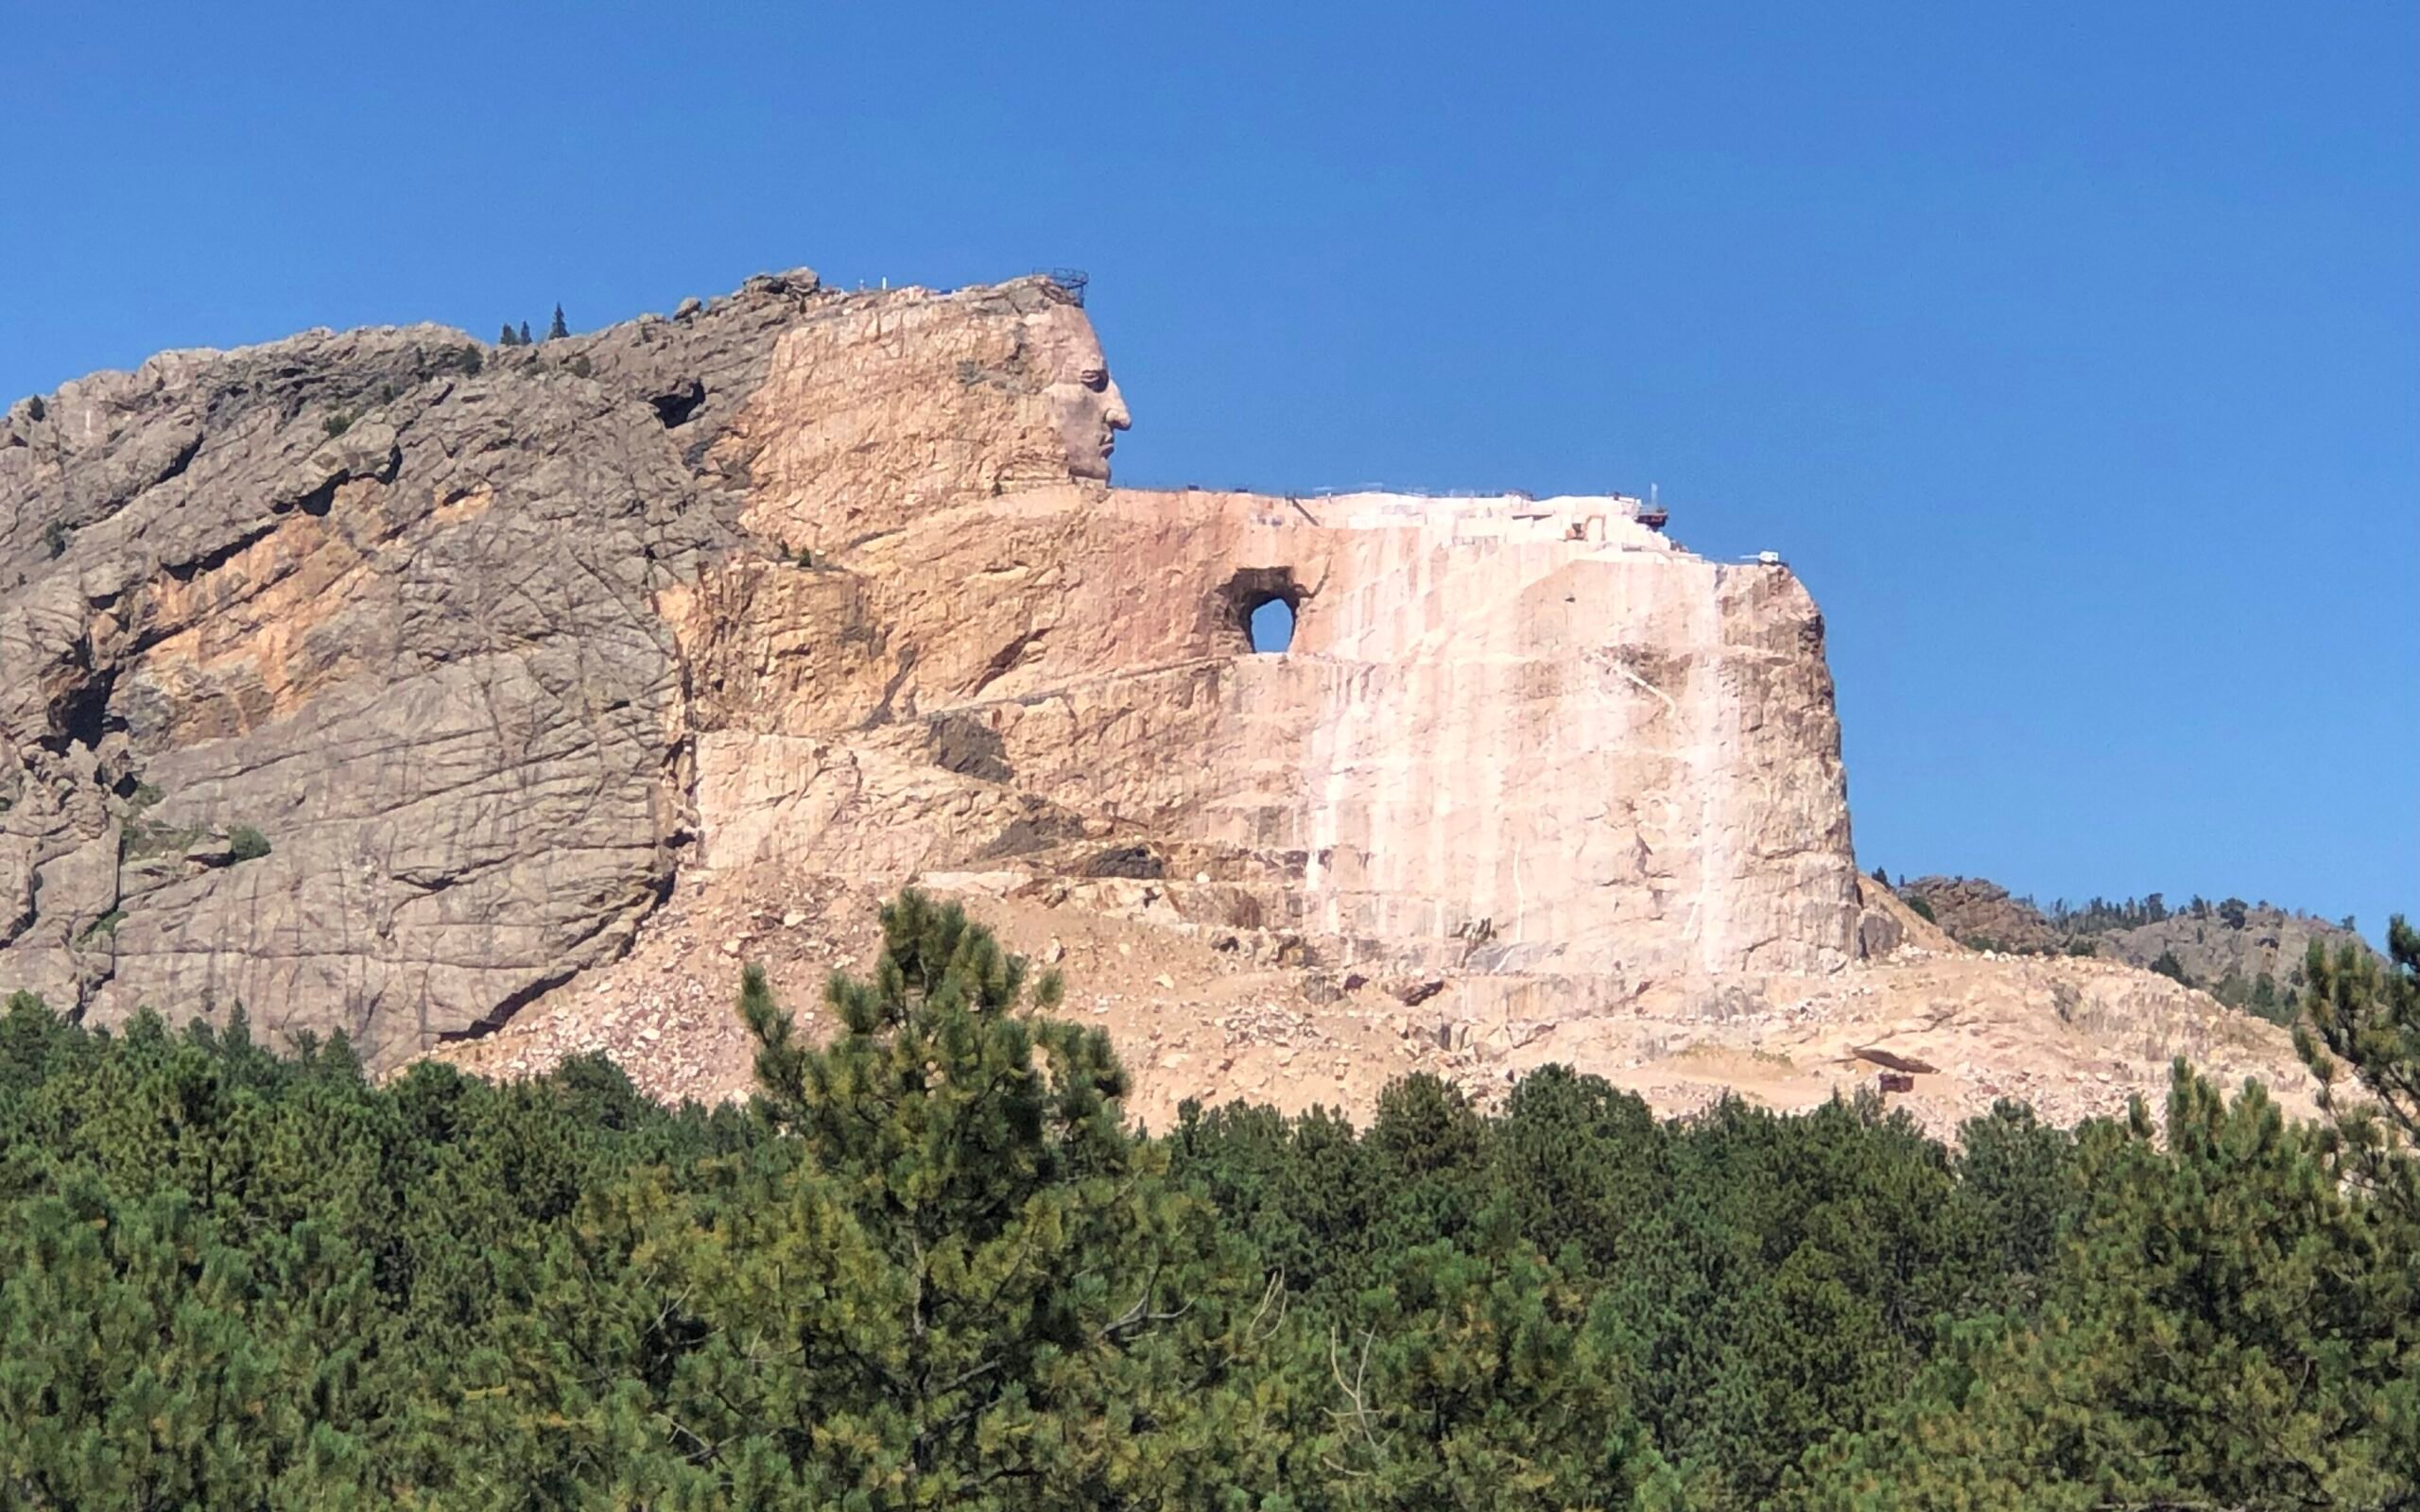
[1021,301,1110,377]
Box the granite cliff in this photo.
[2,267,2305,1126]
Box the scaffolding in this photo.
[1035,267,1089,307]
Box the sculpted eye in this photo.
[1080,368,1108,392]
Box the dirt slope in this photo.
[439,867,2313,1137]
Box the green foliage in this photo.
[546,304,569,341]
[580,890,1269,1506]
[2247,968,2295,1024]
[0,894,2410,1506]
[229,824,272,862]
[2045,890,2169,933]
[2296,916,2420,1230]
[1904,894,1936,923]
[1789,1064,2419,1508]
[41,519,68,558]
[2150,947,2193,986]
[322,411,352,437]
[121,815,204,861]
[1316,1230,1677,1509]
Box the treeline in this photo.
[2044,891,2336,935]
[496,304,571,347]
[2042,891,2174,932]
[1,894,2414,1508]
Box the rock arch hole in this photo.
[1218,567,1302,656]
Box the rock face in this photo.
[2092,905,2370,998]
[1898,876,2375,998]
[1897,877,2066,956]
[677,486,1859,987]
[3,268,1860,1068]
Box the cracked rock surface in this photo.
[4,274,830,1060]
[6,268,1868,1074]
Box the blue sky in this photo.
[5,2,2413,935]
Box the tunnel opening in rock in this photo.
[1219,567,1301,655]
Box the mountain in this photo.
[3,266,2312,1129]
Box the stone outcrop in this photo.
[2091,905,2371,994]
[1897,877,2066,956]
[1900,875,2374,999]
[3,266,1860,1068]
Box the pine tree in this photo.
[497,322,519,346]
[0,891,2408,1503]
[1311,1221,1679,1509]
[2296,917,2420,1226]
[518,319,532,345]
[660,891,1270,1503]
[1789,1062,2418,1508]
[545,304,568,341]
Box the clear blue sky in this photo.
[6,2,2413,935]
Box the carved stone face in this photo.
[1026,302,1132,481]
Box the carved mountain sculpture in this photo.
[6,268,2296,1131]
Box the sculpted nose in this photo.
[1103,382,1132,431]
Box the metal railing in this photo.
[1034,268,1089,306]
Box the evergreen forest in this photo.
[1,892,2413,1509]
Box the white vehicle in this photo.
[1754,550,1784,566]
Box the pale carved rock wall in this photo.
[691,484,1858,988]
[3,266,1857,1066]
[721,284,1131,553]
